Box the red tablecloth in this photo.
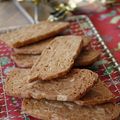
[90,6,120,63]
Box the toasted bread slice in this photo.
[75,49,101,67]
[22,99,120,120]
[75,80,115,106]
[0,21,69,48]
[28,35,83,82]
[5,68,98,101]
[11,54,39,68]
[13,39,52,55]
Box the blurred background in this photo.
[0,0,118,28]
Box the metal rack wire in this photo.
[67,15,120,72]
[66,15,120,102]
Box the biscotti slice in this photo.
[22,99,120,120]
[5,68,98,101]
[29,35,83,82]
[13,39,52,55]
[0,21,69,48]
[75,80,115,106]
[75,49,101,67]
[11,49,100,69]
[13,36,91,55]
[82,36,92,48]
[11,54,39,68]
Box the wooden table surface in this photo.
[0,1,30,29]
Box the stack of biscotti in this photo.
[1,21,120,120]
[11,35,100,68]
[0,22,100,68]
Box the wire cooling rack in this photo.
[0,15,120,120]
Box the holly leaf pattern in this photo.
[104,65,114,76]
[0,57,10,66]
[24,117,30,120]
[11,97,19,107]
[88,65,99,71]
[94,60,108,66]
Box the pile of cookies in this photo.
[1,21,120,120]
